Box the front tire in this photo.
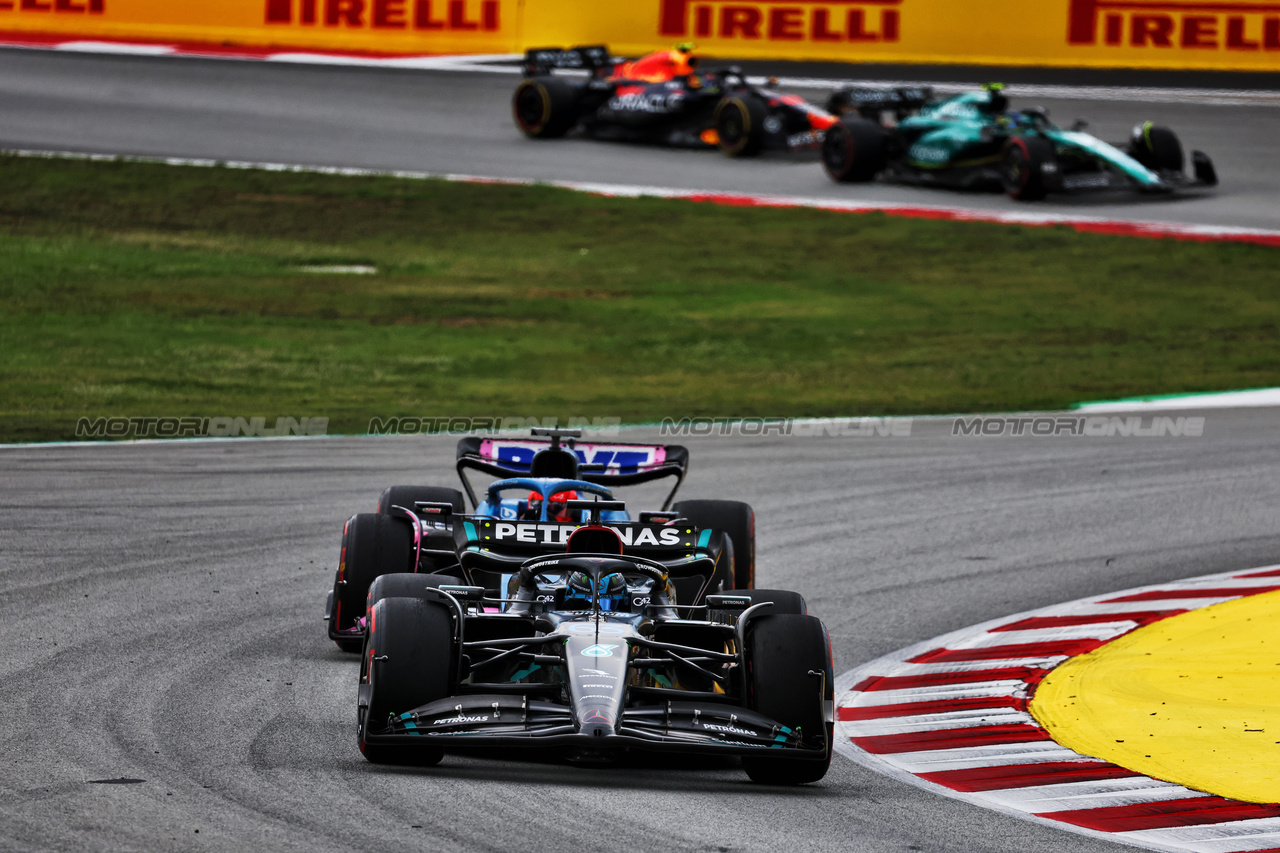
[715,95,768,158]
[513,76,578,139]
[822,118,887,183]
[742,614,833,785]
[672,499,755,590]
[359,596,455,765]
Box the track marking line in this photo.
[835,566,1280,853]
[5,148,1278,249]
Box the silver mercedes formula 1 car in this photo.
[356,499,834,784]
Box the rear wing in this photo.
[827,86,934,119]
[522,45,612,78]
[456,436,688,509]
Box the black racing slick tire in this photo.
[742,614,833,785]
[366,573,463,610]
[731,588,806,615]
[377,485,465,516]
[1001,135,1058,201]
[330,512,414,652]
[822,117,887,183]
[715,95,768,157]
[672,499,756,590]
[1192,150,1217,186]
[359,596,454,765]
[1128,122,1184,174]
[513,76,578,139]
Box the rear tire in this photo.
[1001,136,1057,201]
[513,76,578,139]
[672,499,755,590]
[822,118,887,183]
[377,486,464,517]
[715,95,768,158]
[741,614,833,785]
[330,513,414,652]
[1129,123,1184,173]
[359,596,455,765]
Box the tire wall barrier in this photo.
[4,0,1280,71]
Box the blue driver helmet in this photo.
[565,571,629,611]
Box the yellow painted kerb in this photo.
[1031,589,1280,804]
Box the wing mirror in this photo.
[1072,118,1089,131]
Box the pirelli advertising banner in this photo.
[3,0,1279,70]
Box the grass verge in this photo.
[1,155,1277,442]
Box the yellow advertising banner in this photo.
[2,0,1278,70]
[0,0,521,53]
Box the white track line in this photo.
[6,148,1280,249]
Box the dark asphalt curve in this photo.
[1,48,1279,230]
[2,408,1278,852]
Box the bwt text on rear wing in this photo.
[455,437,689,509]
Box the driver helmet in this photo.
[982,82,1008,114]
[565,571,628,611]
[526,489,579,522]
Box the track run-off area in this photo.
[2,40,1280,853]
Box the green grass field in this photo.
[1,154,1277,442]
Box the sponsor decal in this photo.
[580,694,614,700]
[581,644,619,657]
[659,0,901,43]
[480,440,666,474]
[1068,0,1280,51]
[488,522,686,547]
[786,129,824,148]
[264,0,500,32]
[608,88,687,113]
[582,683,616,688]
[432,713,489,725]
[701,722,756,736]
[582,668,617,678]
[909,144,949,164]
[632,596,651,607]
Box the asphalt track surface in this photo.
[2,409,1278,853]
[2,48,1280,230]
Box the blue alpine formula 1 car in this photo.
[821,83,1217,200]
[324,429,757,652]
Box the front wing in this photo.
[361,693,829,760]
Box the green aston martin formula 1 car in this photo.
[820,83,1217,201]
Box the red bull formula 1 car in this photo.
[512,44,837,157]
[356,501,833,784]
[325,429,757,653]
